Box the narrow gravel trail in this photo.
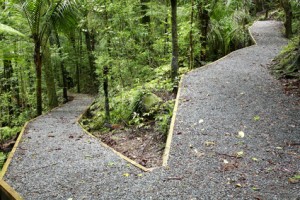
[4,21,300,199]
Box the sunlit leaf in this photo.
[253,115,260,121]
[236,151,244,157]
[252,187,260,191]
[0,23,25,37]
[252,157,258,162]
[204,141,215,147]
[238,131,245,138]
[288,177,300,184]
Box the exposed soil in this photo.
[92,91,174,168]
[279,78,300,98]
[0,133,18,153]
[95,124,166,168]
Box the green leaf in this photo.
[253,115,260,121]
[0,23,25,37]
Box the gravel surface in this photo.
[4,21,300,199]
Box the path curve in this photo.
[4,21,300,199]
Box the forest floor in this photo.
[3,20,300,199]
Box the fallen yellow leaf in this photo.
[288,178,300,184]
[238,131,245,138]
[123,173,130,177]
[252,157,258,161]
[204,141,215,147]
[236,151,244,157]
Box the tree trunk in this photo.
[189,0,194,69]
[170,0,179,94]
[3,56,13,93]
[70,31,80,93]
[85,29,98,92]
[198,0,210,63]
[78,31,83,93]
[103,66,110,122]
[43,43,58,109]
[34,36,43,116]
[141,0,150,24]
[3,54,14,117]
[280,0,293,38]
[53,29,68,103]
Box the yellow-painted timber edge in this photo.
[162,78,183,167]
[0,180,23,200]
[0,120,29,180]
[0,93,80,198]
[162,22,258,167]
[77,111,155,172]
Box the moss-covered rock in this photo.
[142,93,162,112]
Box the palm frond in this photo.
[0,23,25,37]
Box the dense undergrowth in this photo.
[272,37,300,79]
[81,65,189,136]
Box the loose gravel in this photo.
[4,21,300,200]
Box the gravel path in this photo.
[4,21,300,199]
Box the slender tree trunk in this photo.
[162,0,169,56]
[85,29,98,92]
[3,53,14,118]
[141,0,150,24]
[103,66,110,122]
[43,43,58,108]
[189,0,194,69]
[33,35,43,116]
[13,51,21,107]
[78,31,83,93]
[170,0,179,94]
[198,0,210,63]
[280,0,293,38]
[53,29,68,103]
[70,31,80,93]
[3,56,13,92]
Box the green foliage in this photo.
[0,23,25,37]
[155,100,174,135]
[0,152,7,169]
[83,63,178,134]
[0,126,21,142]
[208,1,253,59]
[272,36,300,79]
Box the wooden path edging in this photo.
[0,96,79,199]
[162,21,258,167]
[0,180,23,200]
[77,111,156,172]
